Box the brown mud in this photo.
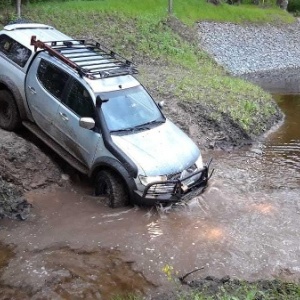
[0,129,61,189]
[0,128,64,220]
[0,245,154,299]
[0,187,162,299]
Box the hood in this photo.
[112,120,200,176]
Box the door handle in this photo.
[28,86,36,94]
[59,112,69,122]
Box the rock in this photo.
[198,21,300,76]
[0,177,31,220]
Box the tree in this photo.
[168,0,173,14]
[277,0,288,9]
[15,0,21,18]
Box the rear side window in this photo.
[37,59,69,100]
[0,34,31,67]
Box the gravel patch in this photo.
[198,21,300,75]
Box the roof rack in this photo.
[30,36,138,79]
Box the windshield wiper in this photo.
[110,127,136,133]
[110,118,165,134]
[133,118,166,130]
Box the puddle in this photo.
[0,246,153,299]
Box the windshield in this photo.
[98,86,165,132]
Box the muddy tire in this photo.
[95,170,129,208]
[0,90,21,131]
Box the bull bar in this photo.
[134,159,213,206]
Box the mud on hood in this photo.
[112,120,200,176]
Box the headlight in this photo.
[139,175,167,186]
[195,155,204,170]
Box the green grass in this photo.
[112,279,300,300]
[22,0,294,24]
[174,1,294,24]
[179,281,300,300]
[0,0,292,137]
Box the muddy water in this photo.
[0,79,300,298]
[264,94,300,175]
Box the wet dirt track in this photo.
[0,82,300,299]
[0,140,299,298]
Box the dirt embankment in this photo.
[0,129,62,219]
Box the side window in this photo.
[0,34,31,67]
[37,59,69,100]
[63,80,94,118]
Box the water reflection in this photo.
[243,71,300,177]
[264,94,300,174]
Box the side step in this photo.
[22,121,89,175]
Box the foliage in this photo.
[288,0,300,13]
[111,294,142,300]
[161,264,300,300]
[184,281,300,300]
[0,0,10,7]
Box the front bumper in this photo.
[134,159,213,206]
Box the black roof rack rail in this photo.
[30,36,138,79]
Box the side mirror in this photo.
[79,117,95,130]
[158,101,165,109]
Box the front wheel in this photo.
[0,90,21,131]
[95,170,129,208]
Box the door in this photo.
[26,57,70,140]
[55,79,100,167]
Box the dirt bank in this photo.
[0,129,61,189]
[0,128,63,219]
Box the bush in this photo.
[288,0,300,12]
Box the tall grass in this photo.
[25,0,294,24]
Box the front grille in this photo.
[147,182,176,195]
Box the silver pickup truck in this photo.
[0,23,211,207]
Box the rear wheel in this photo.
[95,170,129,208]
[0,90,21,131]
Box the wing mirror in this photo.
[79,117,95,130]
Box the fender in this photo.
[90,156,137,202]
[0,75,33,121]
